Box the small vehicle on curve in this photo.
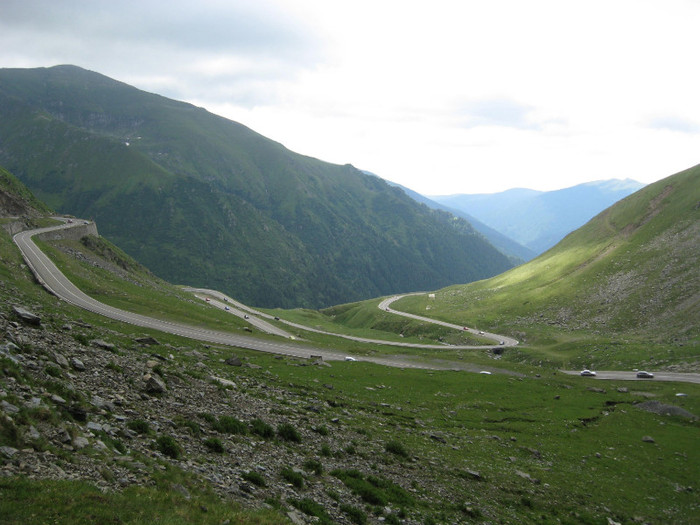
[636,371,654,379]
[580,369,597,377]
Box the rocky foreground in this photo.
[1,302,447,524]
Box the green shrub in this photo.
[156,435,182,459]
[313,425,329,436]
[174,416,201,435]
[203,437,224,453]
[340,503,367,525]
[127,419,151,435]
[105,361,123,374]
[290,498,333,523]
[73,333,90,345]
[331,469,414,508]
[198,412,216,425]
[385,440,409,459]
[213,416,248,435]
[250,418,275,439]
[303,458,323,475]
[320,443,332,457]
[242,470,266,487]
[277,422,301,443]
[384,513,401,525]
[44,365,62,378]
[281,467,304,488]
[0,416,20,447]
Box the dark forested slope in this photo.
[0,65,513,307]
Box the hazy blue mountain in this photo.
[376,176,535,263]
[431,179,645,254]
[0,65,514,308]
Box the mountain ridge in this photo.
[0,65,513,308]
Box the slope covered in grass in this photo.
[393,165,700,367]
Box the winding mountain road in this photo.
[12,219,699,383]
[11,219,508,371]
[378,294,519,347]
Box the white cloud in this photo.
[1,0,699,193]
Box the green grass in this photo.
[0,477,285,524]
[250,355,700,522]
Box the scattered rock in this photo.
[70,357,86,371]
[11,306,41,326]
[1,399,20,414]
[211,376,236,388]
[144,373,167,394]
[50,394,66,405]
[636,401,697,419]
[135,336,160,346]
[225,356,243,367]
[92,339,115,351]
[54,352,69,368]
[0,446,19,458]
[587,387,606,394]
[642,436,655,443]
[72,436,89,449]
[515,470,541,484]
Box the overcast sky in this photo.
[2,0,699,194]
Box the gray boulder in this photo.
[11,306,41,326]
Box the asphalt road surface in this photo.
[378,294,519,347]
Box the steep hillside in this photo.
[0,65,513,308]
[432,179,645,254]
[0,165,52,217]
[383,178,535,262]
[397,165,700,349]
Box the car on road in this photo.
[244,315,249,319]
[205,298,210,302]
[636,371,654,379]
[344,356,356,362]
[580,369,597,377]
[479,370,492,375]
[224,306,230,311]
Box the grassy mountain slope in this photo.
[395,165,700,367]
[0,65,513,308]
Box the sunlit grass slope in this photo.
[394,165,699,368]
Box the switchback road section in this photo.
[12,219,499,370]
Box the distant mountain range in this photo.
[0,65,513,308]
[429,179,645,255]
[377,177,535,263]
